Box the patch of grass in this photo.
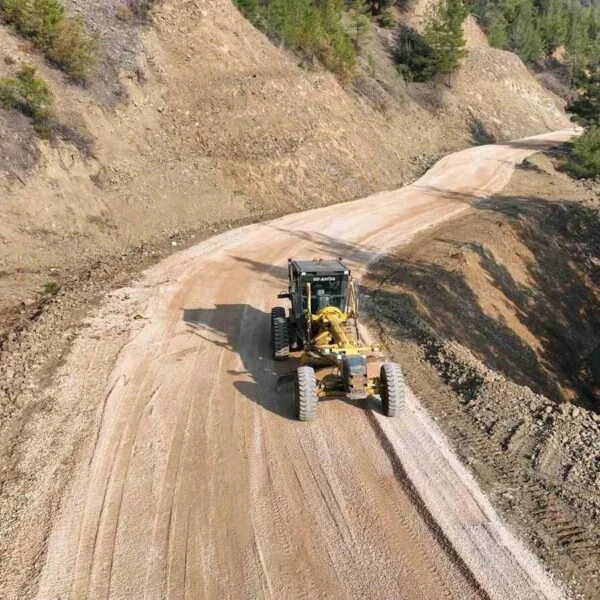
[0,0,96,81]
[43,281,60,295]
[0,65,52,127]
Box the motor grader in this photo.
[271,259,406,421]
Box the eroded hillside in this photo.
[0,0,570,326]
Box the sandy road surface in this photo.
[35,131,576,600]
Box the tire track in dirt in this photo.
[446,412,600,592]
[364,408,491,599]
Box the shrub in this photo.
[0,65,52,122]
[116,0,157,22]
[377,9,396,29]
[561,128,600,180]
[1,0,64,49]
[48,16,96,82]
[317,29,357,82]
[0,0,95,80]
[43,281,60,295]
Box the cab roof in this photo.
[291,259,349,274]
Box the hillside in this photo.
[0,0,569,329]
[0,2,587,598]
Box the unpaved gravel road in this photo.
[33,131,576,600]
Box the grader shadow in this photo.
[183,304,295,419]
[182,303,385,420]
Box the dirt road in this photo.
[34,131,575,600]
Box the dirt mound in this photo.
[366,161,600,598]
[0,0,569,326]
[463,15,490,49]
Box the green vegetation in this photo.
[563,65,600,179]
[562,127,600,179]
[472,0,600,68]
[0,0,95,81]
[0,65,52,133]
[394,0,468,82]
[376,9,396,28]
[234,0,467,82]
[43,281,61,295]
[233,0,357,80]
[349,1,372,49]
[395,27,432,81]
[568,67,600,128]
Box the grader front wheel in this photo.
[380,362,406,417]
[295,366,318,421]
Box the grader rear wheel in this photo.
[380,362,406,417]
[271,307,289,361]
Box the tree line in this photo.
[233,0,470,82]
[233,0,359,80]
[473,0,600,69]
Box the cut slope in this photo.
[0,0,569,323]
[368,160,600,598]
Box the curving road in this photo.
[37,131,575,600]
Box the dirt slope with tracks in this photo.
[0,130,575,600]
[368,158,600,598]
[0,0,569,328]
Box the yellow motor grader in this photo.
[271,259,405,421]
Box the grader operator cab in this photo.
[271,259,406,421]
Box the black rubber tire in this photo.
[295,366,318,421]
[271,306,286,327]
[380,362,406,417]
[271,307,289,361]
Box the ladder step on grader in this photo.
[271,258,406,421]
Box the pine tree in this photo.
[348,0,371,49]
[539,0,568,53]
[422,0,469,81]
[568,65,600,128]
[509,0,543,61]
[486,10,509,48]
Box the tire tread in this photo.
[296,366,318,421]
[381,362,406,418]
